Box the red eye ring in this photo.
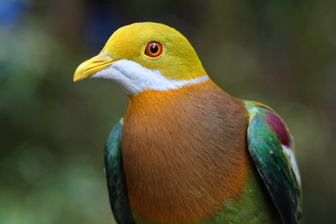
[145,41,163,58]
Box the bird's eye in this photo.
[145,41,163,58]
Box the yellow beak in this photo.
[73,52,116,82]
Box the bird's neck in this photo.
[127,76,212,107]
[122,79,251,224]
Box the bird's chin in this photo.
[91,59,209,96]
[90,59,158,95]
[90,65,138,95]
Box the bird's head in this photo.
[74,22,208,95]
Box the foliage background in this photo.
[1,0,335,223]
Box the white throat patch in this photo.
[91,59,209,95]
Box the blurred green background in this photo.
[1,0,335,223]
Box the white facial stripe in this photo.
[91,59,209,94]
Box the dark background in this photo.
[1,0,335,223]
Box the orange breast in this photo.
[122,80,251,224]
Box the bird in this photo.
[73,22,302,224]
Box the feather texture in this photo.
[118,80,281,223]
[245,101,302,224]
[104,118,135,224]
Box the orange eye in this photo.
[145,41,163,58]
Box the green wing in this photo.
[104,118,135,224]
[245,101,302,224]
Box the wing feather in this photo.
[245,101,302,224]
[104,118,135,224]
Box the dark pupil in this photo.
[150,44,159,53]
